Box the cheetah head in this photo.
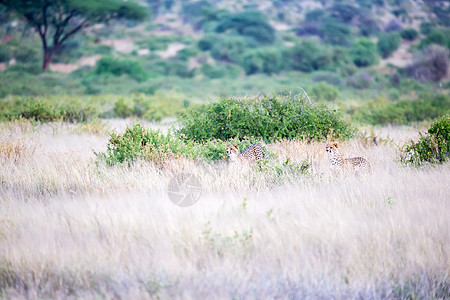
[325,142,338,154]
[226,144,239,160]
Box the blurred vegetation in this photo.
[177,94,354,142]
[400,115,449,166]
[0,0,449,128]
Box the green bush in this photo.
[95,57,148,81]
[283,39,330,72]
[215,11,275,45]
[347,71,374,89]
[350,39,378,67]
[0,44,11,63]
[198,34,220,51]
[211,36,247,63]
[419,29,450,49]
[377,33,401,58]
[14,46,39,63]
[241,48,282,75]
[177,94,354,142]
[2,99,96,123]
[201,63,241,79]
[311,71,342,86]
[95,123,268,165]
[352,95,450,125]
[401,28,418,41]
[400,115,449,166]
[310,82,339,101]
[318,19,353,46]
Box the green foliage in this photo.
[311,71,343,86]
[95,57,148,81]
[14,46,39,63]
[311,82,339,101]
[177,94,354,142]
[111,93,184,121]
[95,123,267,165]
[350,39,378,67]
[1,99,96,123]
[377,33,401,58]
[347,71,374,89]
[241,48,282,75]
[283,39,330,72]
[215,11,275,45]
[401,28,418,40]
[400,115,449,166]
[95,124,192,165]
[419,29,450,49]
[319,19,353,46]
[0,44,11,62]
[211,36,247,63]
[201,63,241,79]
[198,34,219,51]
[352,95,450,125]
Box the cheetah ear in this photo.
[234,144,237,147]
[333,142,338,148]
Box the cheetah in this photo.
[226,144,267,163]
[325,142,371,177]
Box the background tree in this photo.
[0,0,148,70]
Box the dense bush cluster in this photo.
[177,94,354,142]
[400,115,449,166]
[351,95,450,125]
[0,99,96,123]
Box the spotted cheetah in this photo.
[325,142,371,177]
[226,144,267,163]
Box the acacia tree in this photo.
[0,0,148,70]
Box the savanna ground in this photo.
[0,119,448,299]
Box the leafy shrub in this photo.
[3,100,96,123]
[400,115,449,166]
[311,71,342,86]
[111,93,184,121]
[215,11,275,45]
[350,39,378,67]
[241,48,282,75]
[201,63,241,79]
[318,19,353,46]
[311,82,339,101]
[95,124,193,165]
[358,16,381,36]
[401,28,418,40]
[14,46,39,63]
[176,47,198,61]
[198,34,220,51]
[177,94,354,142]
[419,29,450,49]
[0,44,11,62]
[95,56,148,81]
[211,36,247,63]
[377,33,401,58]
[405,45,449,82]
[420,22,435,35]
[95,123,268,165]
[347,71,374,89]
[283,39,330,72]
[352,95,450,125]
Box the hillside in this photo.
[0,0,449,104]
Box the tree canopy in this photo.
[0,0,148,69]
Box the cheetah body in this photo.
[226,144,267,163]
[326,143,371,177]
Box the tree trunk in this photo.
[42,46,57,70]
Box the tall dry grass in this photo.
[0,122,448,299]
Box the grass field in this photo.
[0,120,449,298]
